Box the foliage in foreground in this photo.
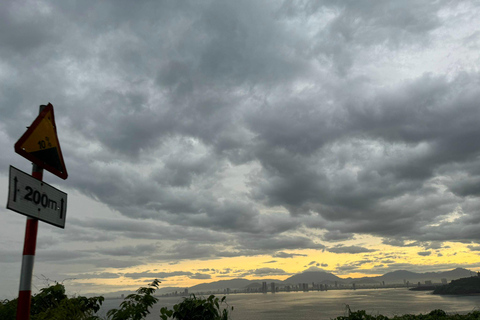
[333,308,480,320]
[0,282,104,320]
[0,279,233,320]
[106,279,160,320]
[160,294,233,320]
[7,281,480,320]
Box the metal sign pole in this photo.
[16,106,45,320]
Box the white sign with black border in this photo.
[7,166,67,228]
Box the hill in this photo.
[284,271,343,284]
[353,268,475,285]
[433,276,480,295]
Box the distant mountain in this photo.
[283,271,343,284]
[435,267,476,279]
[156,286,185,294]
[246,282,262,288]
[360,268,475,284]
[102,267,477,297]
[189,279,251,291]
[378,270,419,281]
[186,268,476,292]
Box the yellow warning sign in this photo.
[18,109,59,152]
[15,103,68,179]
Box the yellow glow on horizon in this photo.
[71,239,480,294]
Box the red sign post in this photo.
[16,164,42,320]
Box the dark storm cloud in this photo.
[280,0,444,76]
[382,239,417,247]
[303,266,325,272]
[35,250,91,262]
[322,230,354,242]
[96,244,157,257]
[328,245,375,254]
[1,0,480,288]
[189,273,212,280]
[63,1,478,249]
[249,74,480,219]
[417,251,432,257]
[334,259,374,273]
[448,176,480,198]
[273,252,308,259]
[467,245,480,252]
[69,217,232,243]
[240,268,291,277]
[124,271,193,280]
[238,235,324,252]
[89,259,144,269]
[70,272,121,280]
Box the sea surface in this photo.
[99,288,480,320]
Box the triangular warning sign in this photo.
[14,103,68,179]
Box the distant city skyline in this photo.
[2,1,480,300]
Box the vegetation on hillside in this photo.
[433,276,480,295]
[333,308,480,320]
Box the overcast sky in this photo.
[1,0,480,299]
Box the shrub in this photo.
[160,294,233,320]
[106,279,160,320]
[0,298,17,319]
[0,282,104,320]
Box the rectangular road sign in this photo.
[7,166,67,228]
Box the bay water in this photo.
[99,288,480,319]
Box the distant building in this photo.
[271,282,276,294]
[425,280,432,285]
[184,288,188,295]
[441,278,447,284]
[262,282,267,293]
